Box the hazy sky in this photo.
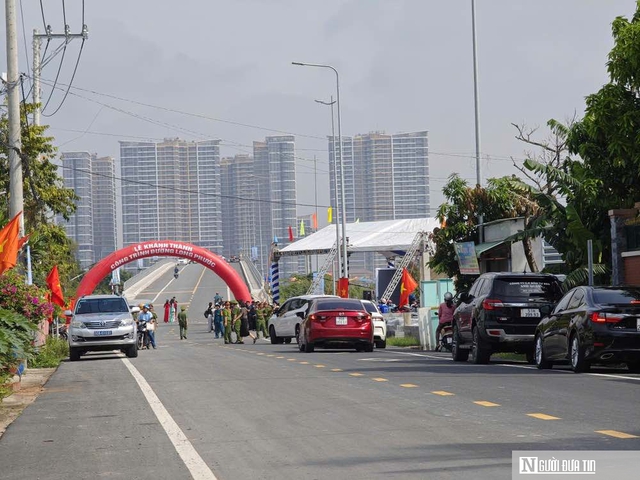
[3,0,636,220]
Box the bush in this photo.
[30,336,69,368]
[0,309,36,370]
[387,336,420,347]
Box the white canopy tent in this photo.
[277,218,440,258]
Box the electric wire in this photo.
[39,0,47,31]
[19,0,30,80]
[42,39,85,117]
[40,42,67,113]
[61,0,67,28]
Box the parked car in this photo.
[452,273,563,364]
[361,299,387,348]
[66,295,140,361]
[268,295,338,344]
[534,286,640,373]
[297,297,374,353]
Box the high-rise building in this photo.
[119,138,222,252]
[253,136,297,277]
[328,131,429,275]
[220,154,256,260]
[60,152,94,269]
[91,156,118,262]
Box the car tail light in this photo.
[483,299,504,310]
[591,312,624,324]
[355,314,370,323]
[308,314,317,321]
[310,314,328,322]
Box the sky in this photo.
[2,0,637,222]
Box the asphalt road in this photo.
[1,266,639,480]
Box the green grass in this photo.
[387,336,421,347]
[30,336,69,368]
[0,371,12,401]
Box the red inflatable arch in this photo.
[76,240,251,302]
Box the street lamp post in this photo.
[471,0,483,243]
[315,97,339,295]
[293,62,349,280]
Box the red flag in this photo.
[288,225,294,242]
[338,277,349,298]
[399,268,418,308]
[18,235,29,250]
[0,212,22,275]
[46,265,65,307]
[312,213,318,230]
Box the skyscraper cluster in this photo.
[59,130,429,278]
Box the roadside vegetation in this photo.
[387,336,420,347]
[29,337,69,369]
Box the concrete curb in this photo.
[124,261,175,300]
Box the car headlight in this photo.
[120,319,134,327]
[71,320,86,328]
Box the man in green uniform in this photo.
[256,301,269,340]
[222,302,232,344]
[178,306,188,340]
[231,301,243,344]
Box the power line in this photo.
[40,42,67,113]
[19,0,30,79]
[39,0,47,31]
[42,39,85,117]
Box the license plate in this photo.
[94,330,112,336]
[637,319,640,332]
[336,316,347,325]
[521,309,540,318]
[446,337,452,344]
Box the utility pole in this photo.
[33,24,88,126]
[471,0,484,243]
[6,0,23,227]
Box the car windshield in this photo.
[593,288,640,305]
[315,299,364,311]
[76,298,129,314]
[361,302,379,314]
[492,278,562,301]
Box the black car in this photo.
[452,273,563,364]
[534,286,640,373]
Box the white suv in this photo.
[361,300,387,348]
[268,295,338,344]
[66,295,139,361]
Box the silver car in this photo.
[66,295,139,361]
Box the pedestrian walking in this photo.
[236,301,257,344]
[248,300,257,331]
[214,292,223,305]
[147,304,158,349]
[214,303,224,339]
[205,302,214,332]
[231,301,243,343]
[178,306,188,340]
[163,299,170,323]
[172,297,178,323]
[256,301,269,340]
[222,301,232,344]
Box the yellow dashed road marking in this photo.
[527,413,561,421]
[299,361,309,365]
[330,368,343,372]
[315,365,325,368]
[372,378,388,382]
[432,391,455,396]
[596,430,639,439]
[266,354,275,357]
[256,353,265,355]
[287,358,296,361]
[474,401,500,407]
[349,373,364,377]
[276,356,285,359]
[400,384,418,388]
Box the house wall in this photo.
[623,252,640,285]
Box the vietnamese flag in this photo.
[338,277,349,298]
[288,225,294,242]
[399,268,418,308]
[46,265,65,307]
[0,212,22,275]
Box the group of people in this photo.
[204,294,276,345]
[135,303,158,349]
[163,297,179,323]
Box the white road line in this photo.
[121,358,217,480]
[151,275,178,304]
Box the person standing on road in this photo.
[147,304,158,349]
[231,301,243,343]
[178,306,188,340]
[256,301,269,340]
[222,302,232,344]
[435,292,455,351]
[214,303,224,339]
[205,302,214,333]
[236,301,257,344]
[168,298,176,323]
[214,292,223,305]
[163,299,170,323]
[138,305,156,349]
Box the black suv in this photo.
[452,273,562,364]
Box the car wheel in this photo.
[304,341,314,353]
[355,344,364,352]
[570,333,590,373]
[627,361,640,373]
[525,350,536,365]
[375,339,387,349]
[126,344,138,358]
[451,324,469,362]
[69,347,80,362]
[534,334,552,370]
[470,325,491,364]
[296,326,304,352]
[364,342,374,353]
[284,338,292,344]
[269,326,281,345]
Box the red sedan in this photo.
[297,298,374,353]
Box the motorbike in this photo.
[137,321,148,350]
[436,322,453,352]
[49,321,68,340]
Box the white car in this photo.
[268,294,338,344]
[361,300,387,348]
